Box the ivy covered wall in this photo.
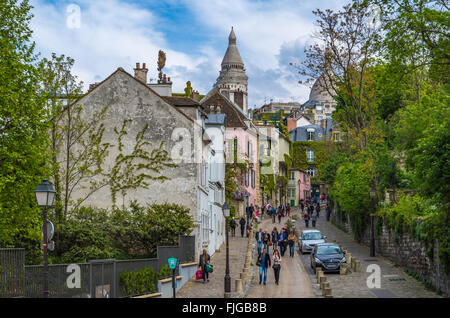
[290,141,327,184]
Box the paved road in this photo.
[295,203,441,298]
[245,210,316,298]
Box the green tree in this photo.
[0,0,49,260]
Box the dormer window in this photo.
[307,128,315,141]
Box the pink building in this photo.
[200,88,259,217]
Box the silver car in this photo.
[299,229,326,254]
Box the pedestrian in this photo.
[272,248,282,285]
[311,212,317,228]
[255,228,264,255]
[246,224,251,237]
[300,200,304,213]
[288,231,296,257]
[316,203,321,218]
[277,206,282,224]
[286,203,291,217]
[283,224,290,237]
[230,218,237,237]
[326,203,332,221]
[198,249,211,284]
[239,217,246,237]
[278,229,288,256]
[257,247,271,285]
[271,206,276,224]
[304,212,310,228]
[263,230,271,254]
[271,227,278,249]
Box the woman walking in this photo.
[288,231,296,257]
[304,212,310,228]
[272,249,282,285]
[198,249,211,284]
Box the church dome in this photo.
[221,27,245,70]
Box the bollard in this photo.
[319,277,328,290]
[235,279,243,294]
[316,271,324,284]
[346,253,352,265]
[340,263,347,275]
[320,281,330,290]
[316,268,323,279]
[354,260,361,272]
[322,287,332,297]
[319,275,327,285]
[351,258,356,271]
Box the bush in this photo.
[120,267,156,297]
[157,264,172,280]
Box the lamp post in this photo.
[34,179,56,298]
[369,184,376,257]
[222,201,231,297]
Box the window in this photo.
[316,106,323,114]
[290,171,295,180]
[201,163,208,187]
[202,211,210,244]
[306,167,317,177]
[307,130,315,141]
[333,133,340,142]
[288,188,296,198]
[307,149,315,162]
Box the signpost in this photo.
[168,258,178,298]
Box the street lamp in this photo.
[369,184,376,257]
[222,201,231,297]
[34,179,56,298]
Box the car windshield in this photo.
[303,232,323,240]
[316,245,341,255]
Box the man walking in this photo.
[263,230,271,254]
[257,247,271,285]
[255,228,264,255]
[326,203,332,221]
[316,202,321,218]
[286,203,291,217]
[239,217,246,237]
[304,212,310,228]
[271,206,276,224]
[230,218,237,237]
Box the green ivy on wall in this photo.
[290,141,327,182]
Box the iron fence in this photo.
[0,248,25,297]
[1,235,195,298]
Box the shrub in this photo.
[120,267,156,297]
[157,264,172,280]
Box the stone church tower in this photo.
[215,27,249,114]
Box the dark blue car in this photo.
[310,243,346,273]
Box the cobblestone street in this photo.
[295,204,442,298]
[176,232,250,298]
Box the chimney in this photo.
[134,62,148,84]
[216,99,221,113]
[192,90,199,102]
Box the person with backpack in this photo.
[272,248,282,285]
[198,249,211,284]
[239,217,246,237]
[271,206,276,224]
[257,247,271,285]
[230,218,237,237]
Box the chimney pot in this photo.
[136,62,140,69]
[143,63,146,69]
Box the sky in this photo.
[30,0,349,109]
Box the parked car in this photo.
[299,229,326,254]
[310,243,346,273]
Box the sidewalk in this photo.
[245,210,316,298]
[295,203,441,298]
[176,232,249,298]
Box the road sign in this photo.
[41,220,54,242]
[168,258,177,270]
[40,240,55,251]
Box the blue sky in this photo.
[30,0,348,108]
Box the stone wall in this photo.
[331,212,449,296]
